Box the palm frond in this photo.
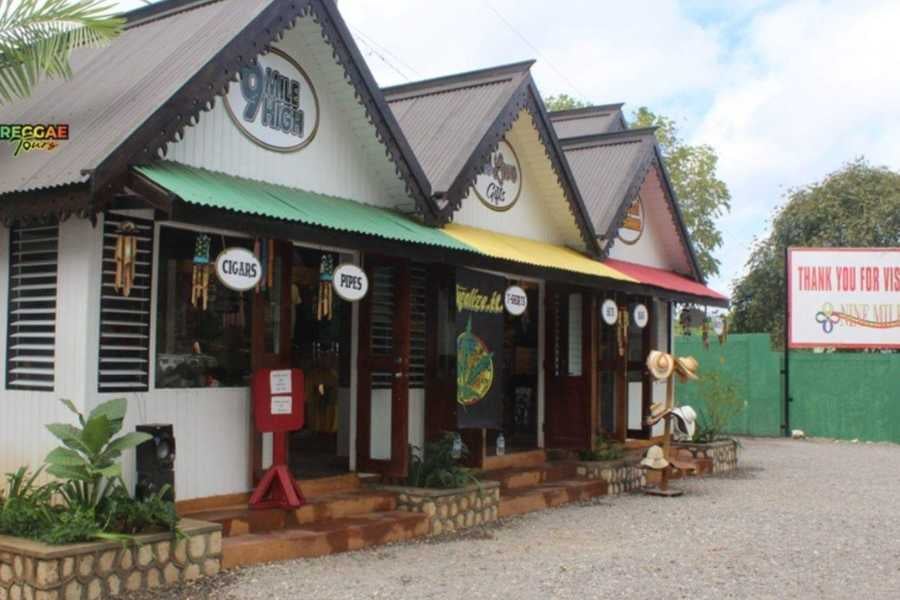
[0,0,123,103]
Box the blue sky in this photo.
[115,0,900,294]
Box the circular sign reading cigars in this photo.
[473,139,522,211]
[215,247,262,291]
[332,263,369,302]
[225,47,320,152]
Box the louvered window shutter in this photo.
[6,224,59,391]
[97,214,154,392]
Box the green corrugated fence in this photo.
[674,333,900,442]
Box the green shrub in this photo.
[406,433,480,490]
[693,372,744,443]
[0,399,180,545]
[579,436,625,462]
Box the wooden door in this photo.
[250,241,293,483]
[356,256,410,478]
[544,286,593,449]
[624,296,653,439]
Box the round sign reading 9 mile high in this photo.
[473,139,522,211]
[224,47,320,152]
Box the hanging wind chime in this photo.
[617,308,630,357]
[191,233,211,310]
[317,254,334,321]
[113,221,138,297]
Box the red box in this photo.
[252,369,304,433]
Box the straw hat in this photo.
[640,445,669,470]
[675,356,700,380]
[646,350,675,381]
[671,406,697,440]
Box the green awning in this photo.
[134,161,472,252]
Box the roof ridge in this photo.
[549,103,625,120]
[558,127,657,148]
[382,60,535,97]
[122,0,226,29]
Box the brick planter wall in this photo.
[0,519,221,600]
[673,439,739,474]
[378,482,501,536]
[575,457,646,494]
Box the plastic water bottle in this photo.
[451,434,462,460]
[497,433,506,456]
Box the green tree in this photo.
[544,93,588,112]
[0,0,123,104]
[730,158,900,342]
[631,107,731,278]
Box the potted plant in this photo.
[676,372,743,473]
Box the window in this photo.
[155,227,252,388]
[567,293,583,376]
[98,214,154,393]
[6,223,59,391]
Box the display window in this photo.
[155,226,253,388]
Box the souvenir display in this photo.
[191,233,211,310]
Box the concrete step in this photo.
[482,462,577,490]
[498,479,606,518]
[184,489,397,537]
[222,511,429,568]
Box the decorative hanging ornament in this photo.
[191,233,212,310]
[702,316,710,350]
[113,221,138,297]
[317,254,334,321]
[617,308,630,357]
[714,315,728,345]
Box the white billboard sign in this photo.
[788,248,900,349]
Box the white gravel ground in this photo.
[130,437,900,600]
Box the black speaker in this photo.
[136,424,176,502]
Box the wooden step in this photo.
[498,479,605,518]
[222,511,429,568]
[482,462,577,490]
[482,449,547,471]
[184,489,397,537]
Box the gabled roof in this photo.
[559,127,704,282]
[549,104,628,139]
[383,61,600,254]
[0,0,436,221]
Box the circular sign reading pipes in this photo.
[633,303,650,329]
[601,299,619,325]
[332,263,369,302]
[215,247,262,291]
[474,139,522,211]
[504,285,528,316]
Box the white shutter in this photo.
[97,214,154,392]
[6,224,59,391]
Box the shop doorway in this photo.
[356,256,410,479]
[486,281,540,456]
[286,246,353,479]
[544,286,593,450]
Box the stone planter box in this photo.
[0,519,221,600]
[575,457,646,494]
[673,439,739,474]
[378,482,501,536]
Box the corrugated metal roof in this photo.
[382,63,529,193]
[0,0,272,195]
[549,104,626,139]
[135,161,472,251]
[560,130,656,236]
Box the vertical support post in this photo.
[659,376,674,492]
[783,246,791,437]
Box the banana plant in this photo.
[44,398,151,509]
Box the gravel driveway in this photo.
[130,437,900,600]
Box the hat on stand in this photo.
[675,356,700,381]
[640,445,669,470]
[646,350,675,381]
[671,406,697,440]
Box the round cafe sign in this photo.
[215,247,262,291]
[225,47,320,152]
[504,285,528,316]
[474,139,522,211]
[617,197,644,245]
[601,299,619,325]
[633,303,649,329]
[332,263,369,302]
